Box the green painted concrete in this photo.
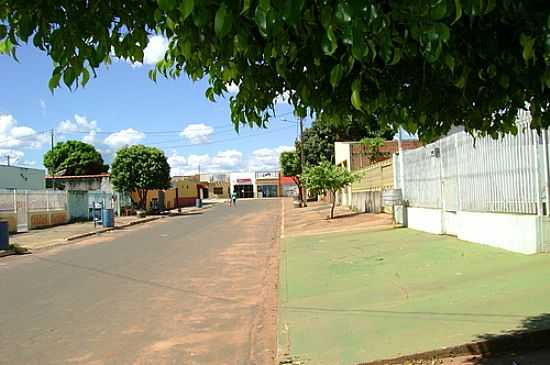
[279,228,550,365]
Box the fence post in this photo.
[533,129,543,216]
[542,129,550,217]
[46,189,49,212]
[13,190,16,214]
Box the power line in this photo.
[160,126,295,149]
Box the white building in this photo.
[230,172,256,198]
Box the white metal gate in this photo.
[15,190,28,233]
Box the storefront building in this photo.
[255,171,279,198]
[230,172,256,198]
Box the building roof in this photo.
[280,176,297,185]
[45,173,110,179]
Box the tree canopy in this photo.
[43,140,108,176]
[110,145,171,209]
[2,1,550,139]
[302,161,357,219]
[297,116,394,166]
[280,150,304,201]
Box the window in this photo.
[213,187,223,195]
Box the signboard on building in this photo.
[255,171,279,179]
[236,178,252,184]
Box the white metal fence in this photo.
[399,110,546,215]
[0,189,68,212]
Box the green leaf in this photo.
[431,0,448,20]
[452,0,462,25]
[330,64,344,88]
[63,68,76,89]
[179,0,194,20]
[389,48,401,65]
[322,26,338,55]
[242,0,251,14]
[255,6,268,37]
[0,38,12,54]
[0,25,6,40]
[351,79,362,110]
[215,3,231,37]
[283,0,304,24]
[444,54,455,72]
[157,0,176,11]
[81,68,90,87]
[520,33,536,64]
[48,72,61,93]
[335,3,352,23]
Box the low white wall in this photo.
[457,211,539,254]
[406,207,541,254]
[407,207,443,234]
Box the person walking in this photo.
[231,190,238,207]
[228,191,232,207]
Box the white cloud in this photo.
[82,130,97,144]
[104,128,145,149]
[144,35,169,65]
[225,82,240,94]
[187,154,211,167]
[56,114,101,145]
[57,114,99,133]
[0,114,48,149]
[211,149,242,169]
[0,149,24,164]
[248,145,294,171]
[180,123,214,144]
[126,35,169,67]
[39,99,46,115]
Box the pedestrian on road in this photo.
[228,191,232,207]
[231,191,238,207]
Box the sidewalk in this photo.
[278,225,550,364]
[7,205,210,252]
[282,198,395,238]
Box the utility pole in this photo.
[50,129,55,190]
[6,155,10,166]
[299,117,306,207]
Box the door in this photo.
[234,185,254,198]
[15,191,28,233]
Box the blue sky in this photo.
[0,36,305,175]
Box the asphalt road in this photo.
[0,199,281,365]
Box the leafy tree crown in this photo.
[43,140,108,176]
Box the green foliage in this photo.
[280,150,301,177]
[43,140,108,176]
[303,161,357,197]
[280,150,303,201]
[3,1,550,139]
[359,137,387,163]
[302,161,357,218]
[110,145,170,208]
[297,116,394,167]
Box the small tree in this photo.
[302,161,357,219]
[43,140,108,176]
[280,150,303,203]
[111,145,170,210]
[359,137,389,164]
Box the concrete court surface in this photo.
[279,228,550,365]
[0,199,281,365]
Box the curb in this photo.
[65,216,161,241]
[357,327,550,365]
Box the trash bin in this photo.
[0,220,9,250]
[102,208,114,228]
[195,199,203,208]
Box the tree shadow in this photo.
[462,313,550,365]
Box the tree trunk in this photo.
[330,190,336,219]
[139,189,147,210]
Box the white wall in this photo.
[229,172,256,195]
[406,207,544,254]
[457,211,539,254]
[407,207,444,234]
[334,142,354,206]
